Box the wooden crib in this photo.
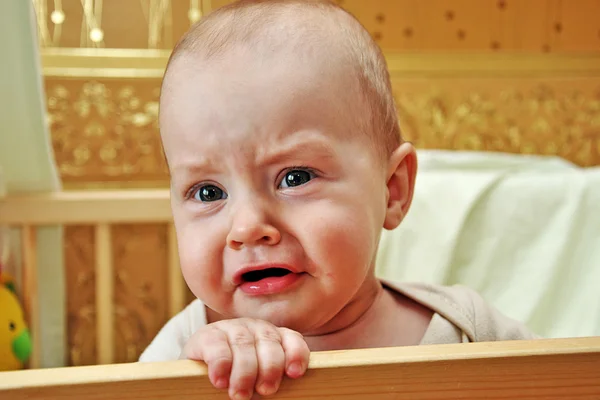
[1,189,600,399]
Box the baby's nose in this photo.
[226,202,281,249]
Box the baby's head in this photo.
[160,0,417,334]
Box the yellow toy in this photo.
[0,269,32,371]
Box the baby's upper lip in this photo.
[233,263,302,285]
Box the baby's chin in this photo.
[229,301,332,333]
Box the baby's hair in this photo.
[163,0,402,158]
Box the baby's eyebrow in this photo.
[257,140,337,167]
[171,157,220,177]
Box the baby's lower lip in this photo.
[239,273,305,295]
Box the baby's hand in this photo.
[181,318,310,400]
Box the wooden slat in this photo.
[167,224,185,317]
[0,337,599,399]
[385,53,600,78]
[20,225,40,369]
[41,48,170,78]
[0,190,172,225]
[95,224,114,365]
[39,48,600,79]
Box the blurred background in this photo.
[29,0,600,190]
[0,0,599,371]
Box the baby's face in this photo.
[161,51,389,333]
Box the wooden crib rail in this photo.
[1,337,599,399]
[0,189,172,225]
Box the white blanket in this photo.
[376,150,600,339]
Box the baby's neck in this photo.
[204,279,433,352]
[303,282,433,351]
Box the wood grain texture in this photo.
[64,225,97,366]
[112,224,170,363]
[1,337,599,399]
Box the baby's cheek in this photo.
[309,207,375,277]
[177,226,224,300]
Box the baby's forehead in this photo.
[161,58,371,161]
[162,31,362,122]
[160,59,369,162]
[166,3,356,71]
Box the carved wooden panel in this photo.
[46,79,167,185]
[46,74,600,189]
[394,79,600,166]
[64,226,96,366]
[64,224,171,366]
[112,224,169,364]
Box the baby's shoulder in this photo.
[384,280,539,342]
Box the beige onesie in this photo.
[139,281,539,362]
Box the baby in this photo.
[140,0,538,399]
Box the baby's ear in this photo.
[383,142,417,230]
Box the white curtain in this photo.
[0,0,65,367]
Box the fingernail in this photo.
[287,362,304,378]
[258,382,277,396]
[214,377,228,389]
[232,389,251,400]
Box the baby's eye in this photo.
[279,169,315,188]
[193,184,228,202]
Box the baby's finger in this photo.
[253,324,285,396]
[279,328,310,379]
[196,328,233,389]
[180,328,232,389]
[227,324,259,400]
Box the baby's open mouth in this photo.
[241,267,292,282]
